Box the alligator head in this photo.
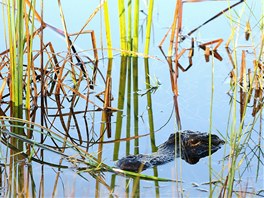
[164,130,225,164]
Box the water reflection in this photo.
[0,51,263,196]
[0,0,263,196]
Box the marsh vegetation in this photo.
[0,0,263,197]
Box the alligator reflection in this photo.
[116,130,225,172]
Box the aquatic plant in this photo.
[0,0,262,197]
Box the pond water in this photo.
[0,0,263,197]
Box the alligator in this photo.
[116,130,225,172]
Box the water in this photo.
[0,0,263,197]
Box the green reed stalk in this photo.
[126,58,132,156]
[144,58,156,151]
[132,0,140,154]
[110,175,116,198]
[25,2,36,197]
[132,57,139,154]
[126,0,132,155]
[127,0,132,51]
[113,56,127,160]
[208,52,215,197]
[144,58,160,196]
[226,6,245,196]
[227,42,238,198]
[97,60,113,194]
[226,54,262,197]
[25,0,36,139]
[98,59,113,161]
[125,59,131,197]
[118,0,127,54]
[7,0,26,195]
[131,178,140,197]
[103,1,113,58]
[131,59,140,195]
[133,0,139,52]
[8,0,24,120]
[153,167,160,196]
[144,0,154,56]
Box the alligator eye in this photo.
[188,138,201,146]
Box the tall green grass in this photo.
[0,1,172,197]
[6,0,26,195]
[7,0,24,123]
[133,0,139,53]
[103,1,113,58]
[1,1,262,197]
[113,56,128,161]
[144,0,154,57]
[118,0,127,54]
[219,2,264,196]
[144,58,156,151]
